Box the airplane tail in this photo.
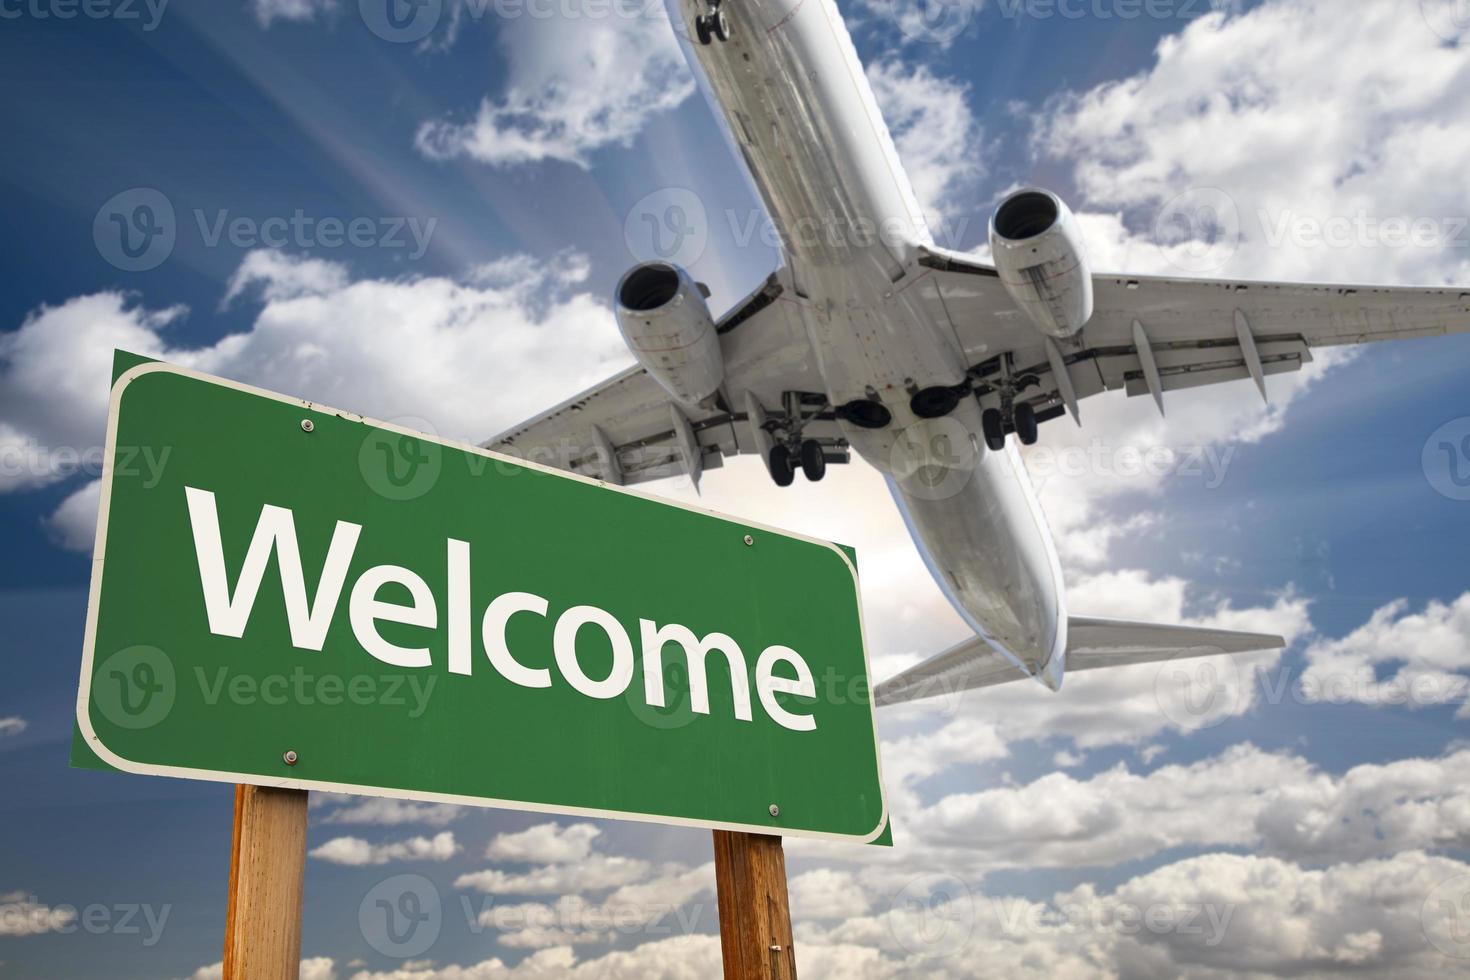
[873,617,1283,707]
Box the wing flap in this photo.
[1112,337,1313,399]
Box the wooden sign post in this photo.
[218,807,796,980]
[223,785,310,979]
[713,831,798,980]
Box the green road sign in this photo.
[74,357,888,843]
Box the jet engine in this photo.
[989,188,1094,339]
[615,262,725,408]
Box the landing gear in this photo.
[982,408,1006,452]
[695,2,729,44]
[1013,402,1039,446]
[799,440,826,482]
[761,392,842,487]
[977,353,1044,450]
[981,403,1040,450]
[768,445,795,487]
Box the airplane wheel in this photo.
[800,440,826,482]
[695,15,712,44]
[981,408,1006,452]
[1014,402,1039,446]
[769,445,795,487]
[712,10,730,41]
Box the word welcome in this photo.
[184,488,818,731]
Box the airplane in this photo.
[486,0,1470,706]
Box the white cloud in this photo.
[1090,851,1465,976]
[1038,0,1470,287]
[223,249,350,306]
[906,743,1303,869]
[0,718,26,737]
[784,739,1470,949]
[451,820,712,946]
[250,0,337,29]
[309,831,459,865]
[455,855,652,895]
[1254,750,1470,863]
[484,823,603,864]
[44,479,101,552]
[0,294,185,493]
[465,864,715,949]
[807,850,1470,979]
[899,744,1470,872]
[0,250,631,548]
[878,714,1010,817]
[1302,593,1470,716]
[1017,343,1356,579]
[848,0,977,51]
[789,868,873,921]
[866,59,983,226]
[0,892,75,936]
[314,795,463,828]
[273,850,1470,977]
[343,935,723,978]
[415,6,693,168]
[186,957,335,980]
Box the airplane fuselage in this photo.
[666,0,1068,685]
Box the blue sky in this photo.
[4,0,1470,977]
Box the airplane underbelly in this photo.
[666,0,928,279]
[873,402,1067,682]
[666,0,968,404]
[662,0,1066,681]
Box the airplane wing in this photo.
[491,248,1470,482]
[874,617,1284,707]
[914,245,1470,424]
[485,271,840,487]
